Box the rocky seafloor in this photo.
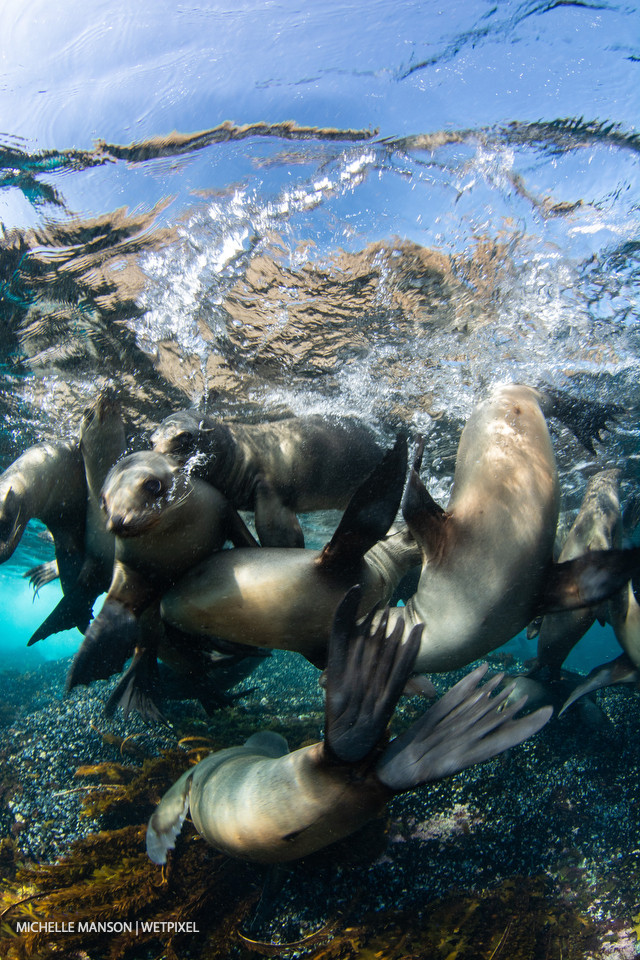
[0,646,639,959]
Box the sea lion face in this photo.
[101,452,188,538]
[151,411,211,462]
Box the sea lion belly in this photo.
[401,384,560,672]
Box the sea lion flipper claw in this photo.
[324,586,423,763]
[24,559,59,595]
[66,598,139,690]
[376,663,552,792]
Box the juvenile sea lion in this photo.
[151,411,383,547]
[534,469,622,676]
[146,587,551,865]
[0,441,86,584]
[28,390,127,645]
[389,385,639,673]
[160,439,418,667]
[66,450,260,697]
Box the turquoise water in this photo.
[0,1,639,956]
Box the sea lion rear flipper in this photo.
[66,598,139,690]
[146,767,195,865]
[376,664,552,792]
[401,438,447,561]
[24,559,59,594]
[540,388,621,454]
[539,547,640,615]
[318,434,408,573]
[324,585,423,763]
[104,647,168,725]
[558,653,640,716]
[254,478,304,548]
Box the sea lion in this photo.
[151,411,384,547]
[0,441,86,586]
[66,449,260,697]
[389,385,639,674]
[146,587,551,865]
[28,389,127,646]
[534,469,622,676]
[159,439,418,668]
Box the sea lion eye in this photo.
[142,477,163,497]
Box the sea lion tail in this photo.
[376,664,552,792]
[66,598,139,690]
[558,652,640,716]
[541,546,640,614]
[318,434,408,573]
[146,767,195,865]
[324,585,423,764]
[538,387,620,454]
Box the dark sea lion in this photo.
[146,587,551,865]
[66,449,260,696]
[151,411,383,547]
[160,439,417,668]
[534,469,622,676]
[0,441,86,585]
[386,384,640,673]
[28,390,127,646]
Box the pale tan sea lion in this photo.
[66,449,260,697]
[159,438,416,668]
[147,587,551,865]
[151,411,384,547]
[389,385,638,673]
[28,389,127,646]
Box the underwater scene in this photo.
[0,0,640,957]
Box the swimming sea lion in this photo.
[66,449,260,696]
[146,587,551,865]
[385,384,640,674]
[0,441,86,585]
[534,469,622,676]
[151,411,384,547]
[28,389,127,646]
[159,438,417,668]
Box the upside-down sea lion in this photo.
[387,385,639,673]
[66,449,261,699]
[146,587,551,865]
[0,441,86,586]
[28,389,127,646]
[159,438,418,667]
[151,411,384,547]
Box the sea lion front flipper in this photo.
[27,584,97,646]
[225,502,261,549]
[24,559,59,594]
[318,434,408,574]
[540,547,640,615]
[324,586,423,763]
[146,766,195,865]
[401,438,447,561]
[539,388,621,454]
[104,646,168,725]
[66,598,140,690]
[558,653,640,716]
[376,664,552,792]
[254,478,304,548]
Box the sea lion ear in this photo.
[146,768,195,865]
[324,586,422,764]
